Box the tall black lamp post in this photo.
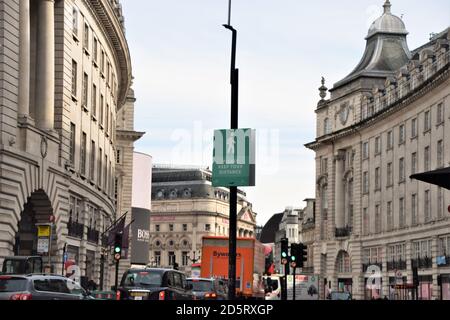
[223,0,239,301]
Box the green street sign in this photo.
[212,128,255,187]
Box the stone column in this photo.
[35,0,55,130]
[335,153,346,230]
[18,0,30,119]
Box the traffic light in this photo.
[290,243,299,269]
[114,232,122,261]
[298,243,308,268]
[280,238,289,265]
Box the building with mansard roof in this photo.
[0,0,142,290]
[149,165,257,274]
[305,1,450,300]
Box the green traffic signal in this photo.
[282,252,287,258]
[114,246,121,253]
[291,256,296,261]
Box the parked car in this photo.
[0,274,94,300]
[187,278,227,300]
[327,291,352,300]
[116,268,194,300]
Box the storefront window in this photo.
[418,276,433,300]
[442,276,450,300]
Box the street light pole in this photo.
[223,0,239,300]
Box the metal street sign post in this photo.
[218,0,256,300]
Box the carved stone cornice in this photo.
[85,0,132,108]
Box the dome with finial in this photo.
[331,0,411,92]
[367,0,408,39]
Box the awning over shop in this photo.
[410,167,450,190]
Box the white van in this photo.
[263,275,281,300]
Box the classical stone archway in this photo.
[13,190,57,267]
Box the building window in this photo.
[424,146,430,171]
[90,141,95,181]
[386,202,393,232]
[80,132,87,175]
[437,103,444,125]
[399,124,405,144]
[323,118,331,135]
[411,194,417,226]
[205,224,211,232]
[375,205,381,233]
[424,190,431,222]
[399,158,405,182]
[71,60,77,97]
[82,73,88,107]
[98,148,102,187]
[387,162,393,187]
[72,7,78,36]
[411,118,417,138]
[437,140,444,168]
[155,225,160,232]
[375,167,381,190]
[168,252,175,266]
[424,110,431,132]
[363,208,369,235]
[387,131,393,150]
[106,104,110,133]
[362,142,369,159]
[92,84,97,117]
[375,137,381,155]
[93,37,98,63]
[104,155,108,190]
[169,224,174,232]
[99,95,104,126]
[399,197,405,228]
[182,252,189,266]
[83,23,89,50]
[411,152,417,175]
[363,171,369,194]
[106,62,111,85]
[154,252,161,266]
[183,224,187,232]
[101,50,105,74]
[69,123,76,165]
[337,251,351,273]
[438,188,444,219]
[413,240,432,259]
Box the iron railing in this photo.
[387,259,407,271]
[411,257,433,269]
[335,226,352,238]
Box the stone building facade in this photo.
[305,1,450,300]
[149,166,257,274]
[271,200,316,275]
[0,0,139,289]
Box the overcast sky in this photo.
[121,0,450,226]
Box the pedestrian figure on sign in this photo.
[227,132,235,154]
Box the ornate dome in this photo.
[367,1,408,39]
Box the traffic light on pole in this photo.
[280,238,289,265]
[299,243,308,268]
[290,243,299,269]
[114,232,122,261]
